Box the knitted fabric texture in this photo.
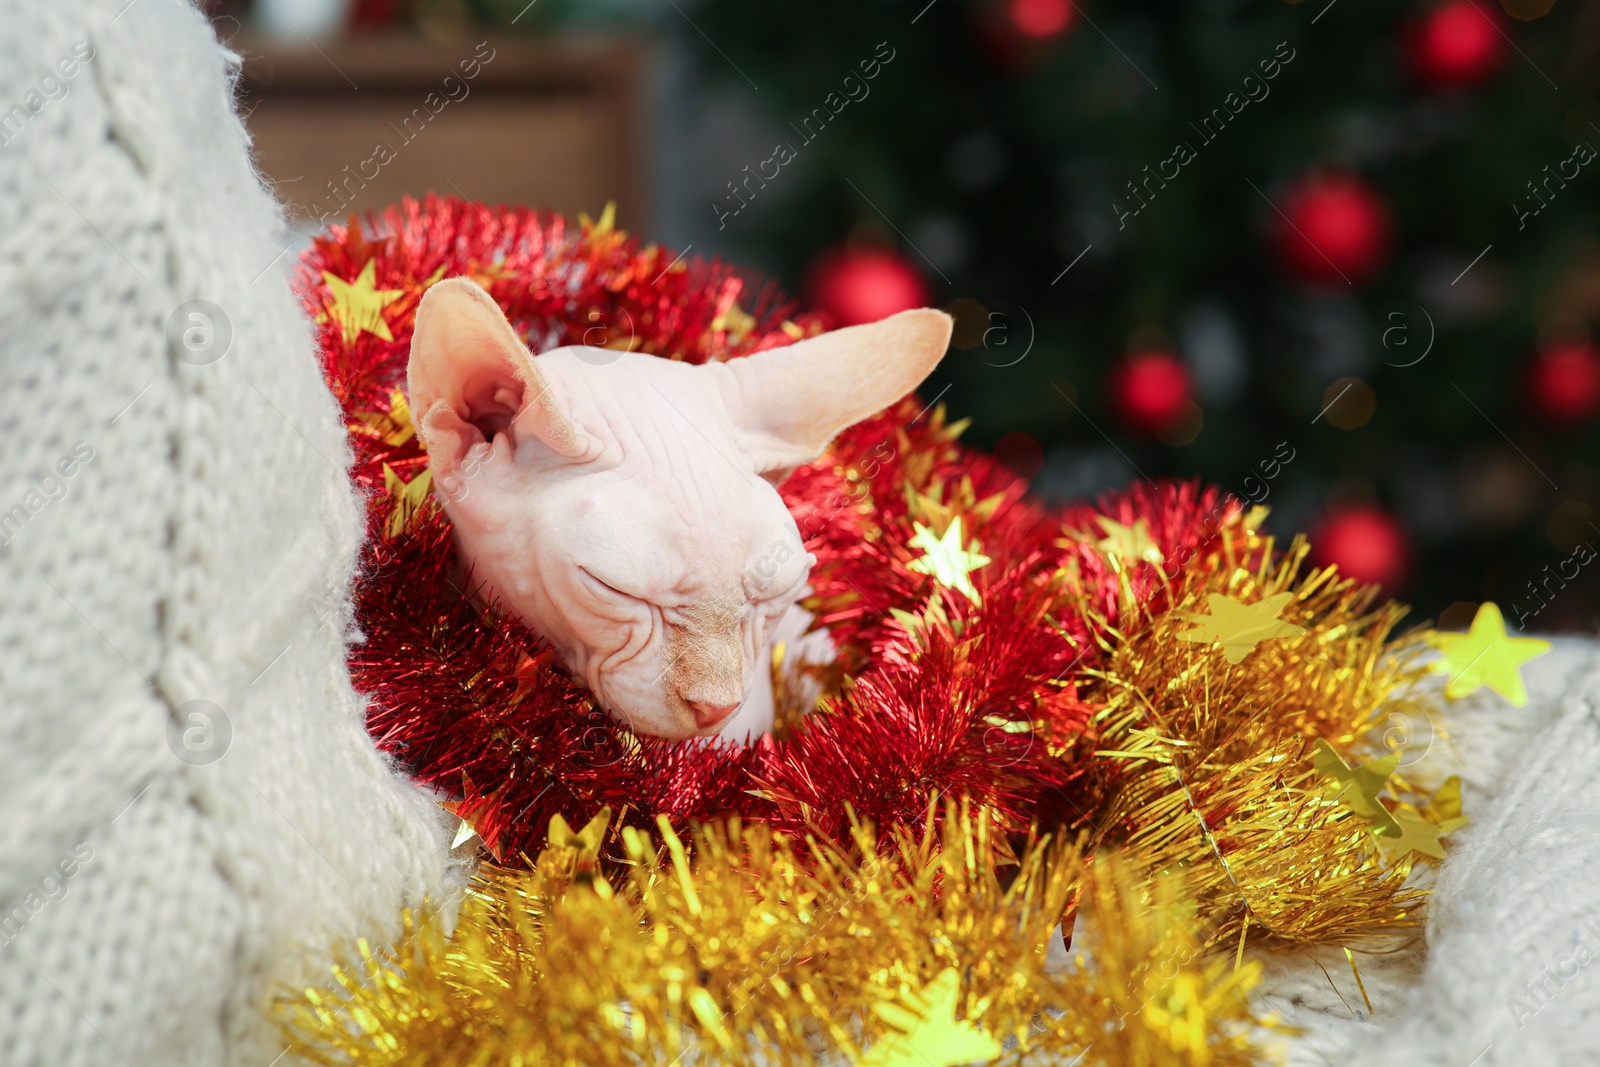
[0,3,458,1066]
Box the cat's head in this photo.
[408,277,951,739]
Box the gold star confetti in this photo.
[335,212,393,265]
[1422,775,1470,835]
[468,259,518,287]
[1092,516,1164,567]
[320,259,404,343]
[908,484,1005,539]
[351,389,418,448]
[384,389,416,445]
[1175,592,1307,665]
[451,819,478,849]
[856,968,1002,1067]
[579,200,617,237]
[1311,739,1400,836]
[382,463,435,537]
[1428,601,1550,706]
[381,463,433,539]
[907,517,991,604]
[536,807,613,894]
[710,299,755,343]
[1374,807,1445,861]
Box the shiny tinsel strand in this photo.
[278,807,1277,1067]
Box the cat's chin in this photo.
[588,695,709,742]
[595,693,751,742]
[605,718,714,742]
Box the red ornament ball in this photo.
[1311,505,1410,591]
[1008,0,1075,38]
[1110,350,1192,434]
[1525,341,1600,424]
[806,247,932,328]
[1407,1,1505,90]
[1273,175,1392,286]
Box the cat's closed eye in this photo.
[578,567,638,603]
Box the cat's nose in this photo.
[688,700,738,729]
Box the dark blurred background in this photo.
[212,0,1600,632]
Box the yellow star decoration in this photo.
[1093,516,1164,567]
[440,797,489,854]
[578,201,628,255]
[1374,807,1445,861]
[579,200,617,237]
[1427,601,1550,706]
[908,483,1005,540]
[709,299,756,344]
[1423,775,1470,835]
[320,259,404,343]
[907,517,991,604]
[1175,591,1307,665]
[468,258,518,287]
[1310,739,1400,836]
[536,807,614,894]
[384,389,417,445]
[351,389,419,448]
[381,463,433,539]
[856,968,1002,1067]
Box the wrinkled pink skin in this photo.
[408,278,950,740]
[428,352,812,739]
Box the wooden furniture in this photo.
[235,34,648,230]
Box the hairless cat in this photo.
[408,277,952,739]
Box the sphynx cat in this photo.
[408,277,952,740]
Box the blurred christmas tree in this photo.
[684,0,1600,631]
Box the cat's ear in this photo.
[407,277,587,475]
[717,309,952,482]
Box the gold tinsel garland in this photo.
[279,807,1275,1067]
[1076,529,1449,956]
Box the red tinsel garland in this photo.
[305,196,1243,862]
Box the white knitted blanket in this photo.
[2,3,1597,1065]
[0,2,458,1065]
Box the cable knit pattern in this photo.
[0,3,459,1066]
